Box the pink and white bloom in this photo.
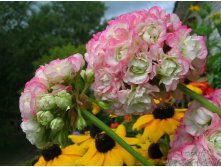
[86,6,207,115]
[168,89,221,165]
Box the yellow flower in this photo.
[92,102,101,115]
[75,124,139,166]
[189,5,200,12]
[68,125,101,150]
[186,84,203,95]
[34,144,85,166]
[133,102,186,143]
[134,140,166,165]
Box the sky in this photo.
[103,1,176,21]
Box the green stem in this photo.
[178,83,221,116]
[81,110,153,166]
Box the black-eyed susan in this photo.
[75,124,139,166]
[134,140,166,165]
[68,125,101,150]
[34,144,85,166]
[133,102,186,143]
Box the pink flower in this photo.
[86,6,208,115]
[44,54,84,84]
[19,78,48,121]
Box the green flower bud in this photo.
[38,94,56,110]
[80,69,94,83]
[50,118,64,131]
[75,115,87,131]
[55,91,72,110]
[85,69,94,82]
[37,111,54,126]
[75,109,87,131]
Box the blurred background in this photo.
[0,1,221,165]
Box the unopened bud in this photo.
[37,111,54,126]
[50,118,64,131]
[38,94,56,110]
[55,91,72,110]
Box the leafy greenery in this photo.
[182,3,221,88]
[0,1,106,164]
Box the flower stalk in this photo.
[81,109,153,166]
[178,83,221,116]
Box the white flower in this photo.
[21,120,46,149]
[124,54,153,84]
[118,84,159,114]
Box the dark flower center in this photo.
[90,125,102,138]
[153,102,174,119]
[148,143,163,159]
[95,133,115,153]
[42,144,62,161]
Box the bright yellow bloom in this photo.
[69,131,94,150]
[186,84,203,95]
[134,139,166,165]
[92,102,101,115]
[133,103,186,143]
[75,124,139,166]
[34,144,85,166]
[189,5,200,12]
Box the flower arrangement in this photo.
[19,6,221,166]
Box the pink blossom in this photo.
[19,78,48,121]
[86,6,208,115]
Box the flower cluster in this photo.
[85,6,207,115]
[19,54,85,148]
[167,89,221,165]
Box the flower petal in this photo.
[62,144,85,156]
[133,115,153,130]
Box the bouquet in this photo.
[19,6,221,166]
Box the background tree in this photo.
[0,1,106,165]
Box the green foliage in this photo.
[182,3,221,88]
[33,44,86,68]
[0,1,106,161]
[207,52,221,88]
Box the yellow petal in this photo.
[123,137,139,145]
[173,112,184,121]
[92,102,101,115]
[53,155,74,166]
[80,138,94,149]
[141,120,164,143]
[68,134,90,144]
[163,119,180,135]
[133,115,153,131]
[34,156,46,166]
[45,159,53,166]
[117,147,135,166]
[75,142,97,165]
[186,85,202,94]
[103,152,112,166]
[175,108,187,112]
[115,124,126,137]
[62,144,85,156]
[109,149,123,165]
[87,152,104,166]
